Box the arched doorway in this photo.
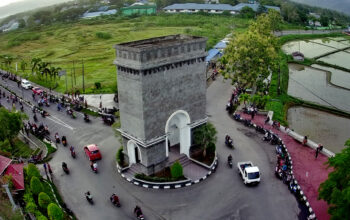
[165,110,191,157]
[127,140,141,164]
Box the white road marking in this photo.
[47,115,74,130]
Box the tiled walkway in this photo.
[239,112,331,220]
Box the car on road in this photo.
[237,161,260,185]
[32,87,43,95]
[84,144,102,161]
[21,79,32,89]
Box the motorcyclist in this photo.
[62,136,67,143]
[85,191,93,201]
[33,113,38,122]
[93,162,98,170]
[62,162,68,169]
[111,193,119,204]
[228,154,233,162]
[134,206,142,217]
[55,133,60,142]
[70,146,75,153]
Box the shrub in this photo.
[26,202,37,214]
[38,192,51,209]
[30,176,43,195]
[207,142,216,154]
[47,203,63,220]
[170,161,183,179]
[26,163,41,181]
[94,82,101,89]
[116,147,124,166]
[37,215,48,220]
[95,32,112,39]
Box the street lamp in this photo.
[2,184,18,211]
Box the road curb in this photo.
[116,159,218,190]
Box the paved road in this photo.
[274,29,343,37]
[0,76,302,220]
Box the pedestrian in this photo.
[265,116,270,124]
[251,110,255,120]
[302,136,308,145]
[47,163,52,174]
[318,143,324,152]
[43,163,47,173]
[84,100,88,109]
[315,147,319,158]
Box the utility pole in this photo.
[73,61,76,86]
[277,64,281,95]
[82,59,85,93]
[71,68,73,90]
[65,72,68,93]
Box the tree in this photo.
[18,19,26,28]
[31,58,42,74]
[26,163,41,181]
[170,161,183,179]
[38,62,51,82]
[47,203,63,220]
[30,176,43,195]
[26,202,37,214]
[222,11,279,91]
[240,6,256,19]
[318,139,350,220]
[20,60,27,74]
[0,108,24,147]
[38,192,52,209]
[240,93,250,106]
[193,122,217,157]
[320,14,329,27]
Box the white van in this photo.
[21,79,32,90]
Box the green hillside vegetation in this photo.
[0,14,251,94]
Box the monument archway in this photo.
[165,110,191,157]
[127,140,141,164]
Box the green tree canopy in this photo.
[26,163,41,181]
[318,139,350,219]
[0,108,24,146]
[222,10,280,91]
[240,6,256,19]
[47,203,63,220]
[38,192,52,209]
[30,176,43,195]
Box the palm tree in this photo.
[3,55,13,73]
[38,62,50,82]
[20,60,27,74]
[31,58,42,75]
[194,122,217,158]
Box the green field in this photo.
[0,14,251,94]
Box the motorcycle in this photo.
[85,192,93,205]
[70,147,76,158]
[110,194,121,207]
[84,114,90,122]
[228,156,233,168]
[62,136,67,147]
[62,162,69,174]
[134,206,145,220]
[55,134,60,144]
[225,136,233,149]
[91,162,98,173]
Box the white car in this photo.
[21,79,32,90]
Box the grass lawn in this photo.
[0,14,252,94]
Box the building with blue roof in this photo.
[163,3,238,14]
[163,2,280,14]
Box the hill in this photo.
[0,0,72,19]
[291,0,350,16]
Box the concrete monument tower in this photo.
[114,35,208,175]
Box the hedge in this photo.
[30,176,43,195]
[170,161,183,179]
[135,173,186,183]
[47,203,63,220]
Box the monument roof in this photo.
[115,35,206,50]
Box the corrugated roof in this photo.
[232,3,280,12]
[164,3,236,11]
[82,9,117,18]
[5,163,24,191]
[206,49,221,62]
[214,41,227,49]
[0,155,12,175]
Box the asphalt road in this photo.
[0,76,302,220]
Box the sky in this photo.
[0,0,23,7]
